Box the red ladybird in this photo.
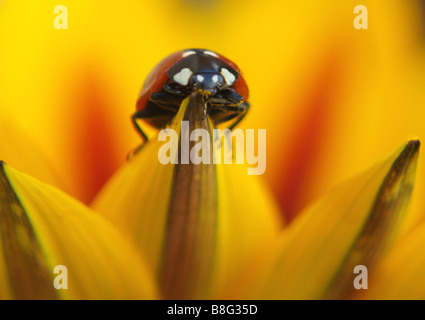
[132,49,249,142]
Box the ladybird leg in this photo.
[127,143,144,161]
[228,102,250,130]
[149,92,182,112]
[128,114,148,160]
[132,106,171,142]
[162,84,190,97]
[132,101,177,141]
[129,107,173,158]
[209,102,249,162]
[213,102,250,130]
[131,111,149,142]
[221,90,244,105]
[208,90,243,106]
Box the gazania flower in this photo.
[1,0,425,300]
[0,93,422,299]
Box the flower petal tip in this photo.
[405,139,420,151]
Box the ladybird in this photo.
[132,49,250,142]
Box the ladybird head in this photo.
[187,73,225,97]
[167,49,239,97]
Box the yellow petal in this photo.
[93,93,282,299]
[359,220,425,299]
[249,140,419,299]
[0,162,157,299]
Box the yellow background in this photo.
[0,0,424,229]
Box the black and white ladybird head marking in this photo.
[166,49,240,97]
[133,49,250,142]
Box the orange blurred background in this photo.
[0,0,424,227]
